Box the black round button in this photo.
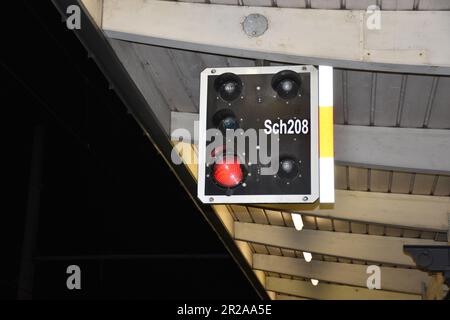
[214,73,242,102]
[278,158,299,179]
[213,109,239,134]
[271,70,301,100]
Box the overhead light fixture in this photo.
[303,251,312,262]
[311,279,319,286]
[291,213,304,231]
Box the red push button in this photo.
[213,156,243,188]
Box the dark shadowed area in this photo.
[0,1,258,300]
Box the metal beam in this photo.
[102,0,450,75]
[171,128,450,233]
[276,294,309,300]
[172,141,450,232]
[256,190,450,232]
[171,112,450,175]
[172,134,450,232]
[334,125,450,175]
[235,222,447,267]
[266,277,421,300]
[170,115,450,232]
[253,254,430,295]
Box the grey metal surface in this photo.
[171,112,450,175]
[105,28,450,76]
[110,42,450,130]
[334,125,450,175]
[333,71,450,129]
[242,13,269,37]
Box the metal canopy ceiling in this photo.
[110,39,450,190]
[109,40,450,129]
[176,0,450,10]
[59,0,450,300]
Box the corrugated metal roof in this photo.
[113,40,450,130]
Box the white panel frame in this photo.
[318,65,334,203]
[197,65,319,204]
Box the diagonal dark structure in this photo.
[50,0,269,299]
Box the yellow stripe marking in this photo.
[319,106,334,158]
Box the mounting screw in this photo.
[211,69,216,74]
[209,197,214,202]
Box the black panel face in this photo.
[203,72,312,196]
